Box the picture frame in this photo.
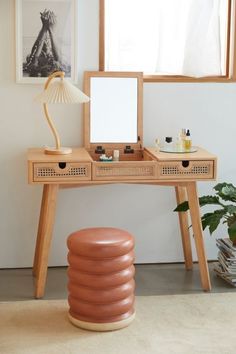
[15,0,78,84]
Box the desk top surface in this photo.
[27,146,217,184]
[28,148,93,162]
[28,146,216,163]
[145,147,216,161]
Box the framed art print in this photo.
[15,0,78,83]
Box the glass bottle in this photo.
[184,129,192,151]
[164,137,173,151]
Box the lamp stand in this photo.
[43,102,72,155]
[37,70,89,155]
[43,71,72,155]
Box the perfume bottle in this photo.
[155,138,160,151]
[180,129,186,150]
[184,129,192,151]
[164,137,173,151]
[113,150,120,161]
[175,134,182,152]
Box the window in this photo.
[100,0,236,82]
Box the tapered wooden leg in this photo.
[175,186,193,270]
[186,182,211,291]
[34,184,59,298]
[33,185,48,277]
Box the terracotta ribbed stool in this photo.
[67,227,135,331]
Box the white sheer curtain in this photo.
[105,0,229,77]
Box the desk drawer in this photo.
[157,160,215,180]
[33,162,91,182]
[92,161,157,180]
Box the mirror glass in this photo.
[90,77,138,143]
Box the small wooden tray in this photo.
[160,147,198,153]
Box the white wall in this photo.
[1,0,236,268]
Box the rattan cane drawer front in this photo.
[92,161,157,180]
[33,162,91,182]
[157,160,214,180]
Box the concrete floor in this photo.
[0,263,235,301]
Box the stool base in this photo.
[68,312,135,332]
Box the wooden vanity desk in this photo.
[28,72,217,298]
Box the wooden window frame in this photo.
[99,0,236,83]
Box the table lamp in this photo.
[36,71,90,155]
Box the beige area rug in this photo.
[1,293,236,354]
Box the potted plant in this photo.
[174,182,236,246]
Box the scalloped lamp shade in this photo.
[36,71,90,155]
[36,79,90,104]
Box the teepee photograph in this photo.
[15,0,77,83]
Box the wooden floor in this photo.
[0,263,235,301]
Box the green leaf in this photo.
[174,195,222,213]
[199,195,221,207]
[201,213,215,230]
[201,209,225,235]
[214,182,233,192]
[214,183,236,202]
[224,205,236,215]
[228,221,236,242]
[226,214,236,227]
[209,213,223,234]
[174,201,189,212]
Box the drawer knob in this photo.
[58,162,67,169]
[182,161,189,168]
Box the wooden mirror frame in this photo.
[83,71,143,151]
